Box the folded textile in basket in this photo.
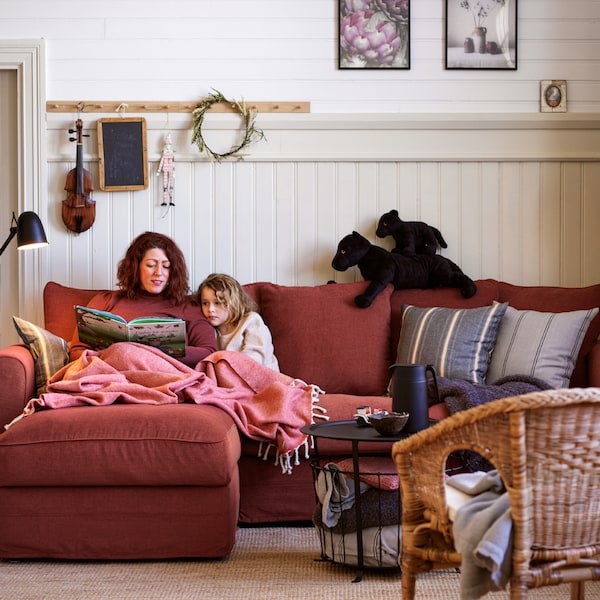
[315,462,369,527]
[314,522,401,568]
[313,486,400,534]
[447,470,513,600]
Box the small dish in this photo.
[368,411,409,436]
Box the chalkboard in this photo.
[97,118,148,191]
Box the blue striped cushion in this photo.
[13,316,69,396]
[395,302,508,384]
[486,305,599,388]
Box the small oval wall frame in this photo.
[540,80,567,113]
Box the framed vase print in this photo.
[338,0,410,69]
[445,0,517,70]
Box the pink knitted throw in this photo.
[9,343,324,473]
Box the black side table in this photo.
[301,420,410,582]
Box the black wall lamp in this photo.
[0,211,48,257]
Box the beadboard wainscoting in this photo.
[40,112,600,316]
[44,113,600,287]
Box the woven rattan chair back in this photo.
[392,388,600,600]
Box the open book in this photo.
[74,305,186,358]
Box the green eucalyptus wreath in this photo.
[191,90,265,162]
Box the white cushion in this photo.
[486,305,599,388]
[445,481,476,522]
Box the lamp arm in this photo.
[0,226,17,256]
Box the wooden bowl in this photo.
[369,412,409,436]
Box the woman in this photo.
[70,231,216,368]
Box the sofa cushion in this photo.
[394,302,508,384]
[44,281,101,340]
[259,282,393,395]
[336,456,398,490]
[12,316,69,396]
[486,305,599,389]
[0,404,240,487]
[498,282,600,386]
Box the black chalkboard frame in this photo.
[97,117,148,191]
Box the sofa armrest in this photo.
[0,344,35,428]
[588,340,600,387]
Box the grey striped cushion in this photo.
[395,302,508,385]
[13,316,69,396]
[486,305,599,388]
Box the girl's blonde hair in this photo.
[197,273,257,328]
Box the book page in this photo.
[127,320,186,358]
[75,306,186,357]
[75,306,128,350]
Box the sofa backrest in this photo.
[249,281,394,396]
[44,278,600,392]
[44,280,396,396]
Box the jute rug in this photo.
[1,525,599,599]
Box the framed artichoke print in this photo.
[445,0,517,70]
[339,0,410,69]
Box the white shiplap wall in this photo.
[43,113,600,292]
[1,1,600,343]
[0,0,599,113]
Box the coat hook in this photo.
[115,103,128,117]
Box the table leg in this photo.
[351,439,363,583]
[310,437,332,562]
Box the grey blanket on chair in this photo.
[447,470,513,599]
[431,374,551,471]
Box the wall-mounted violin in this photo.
[62,118,95,234]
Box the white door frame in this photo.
[0,40,47,326]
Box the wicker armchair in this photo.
[391,387,600,600]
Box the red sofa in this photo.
[0,279,599,558]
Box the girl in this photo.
[198,273,279,371]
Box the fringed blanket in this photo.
[431,374,552,471]
[6,343,325,474]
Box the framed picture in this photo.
[445,0,517,70]
[540,80,567,112]
[338,0,410,69]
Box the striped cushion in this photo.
[395,302,508,384]
[13,316,69,396]
[486,305,599,389]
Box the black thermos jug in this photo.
[389,364,439,433]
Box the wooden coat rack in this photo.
[46,101,310,114]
